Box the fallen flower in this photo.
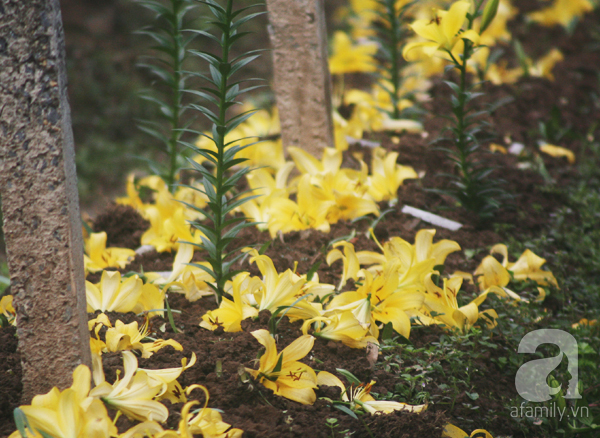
[86,271,143,314]
[105,319,183,358]
[539,142,575,164]
[442,423,494,438]
[200,272,259,332]
[89,351,169,423]
[84,231,136,273]
[490,244,558,287]
[301,311,378,349]
[246,329,317,405]
[10,365,116,438]
[317,371,427,414]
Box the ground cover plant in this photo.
[1,0,600,437]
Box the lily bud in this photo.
[479,0,500,33]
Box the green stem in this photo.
[213,0,234,301]
[387,0,401,119]
[167,0,183,191]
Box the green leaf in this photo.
[336,368,362,386]
[332,404,359,419]
[165,299,179,334]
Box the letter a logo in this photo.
[515,329,582,402]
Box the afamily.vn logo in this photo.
[511,402,589,420]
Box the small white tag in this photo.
[135,245,155,255]
[346,136,380,148]
[508,142,525,155]
[401,205,463,231]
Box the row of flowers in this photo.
[5,225,557,437]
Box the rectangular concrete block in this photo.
[266,0,335,157]
[0,0,91,402]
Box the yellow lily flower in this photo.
[403,1,480,61]
[105,319,183,358]
[530,48,564,81]
[490,244,558,287]
[200,272,259,332]
[116,174,165,212]
[86,271,143,314]
[139,354,197,404]
[367,148,418,202]
[301,311,378,349]
[329,31,377,75]
[1,294,16,326]
[120,385,242,438]
[194,104,284,171]
[88,313,112,385]
[247,249,320,320]
[474,255,511,290]
[442,423,494,438]
[141,206,202,253]
[89,351,169,423]
[158,243,215,302]
[316,371,427,414]
[539,142,575,164]
[528,0,593,28]
[328,229,459,293]
[187,385,243,438]
[420,274,498,332]
[84,231,136,273]
[572,318,598,329]
[268,174,335,236]
[246,330,318,405]
[10,365,116,438]
[289,147,342,177]
[326,263,424,339]
[326,241,361,290]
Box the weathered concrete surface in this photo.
[266,0,334,157]
[0,0,91,402]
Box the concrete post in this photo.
[0,0,91,402]
[266,0,335,157]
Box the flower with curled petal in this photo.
[89,351,168,423]
[105,319,183,358]
[317,371,427,414]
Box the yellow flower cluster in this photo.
[10,352,241,438]
[323,229,498,334]
[240,146,417,237]
[117,175,208,253]
[201,229,497,345]
[470,243,557,303]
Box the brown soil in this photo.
[2,1,600,438]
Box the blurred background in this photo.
[60,0,343,213]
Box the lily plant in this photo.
[183,0,265,304]
[403,0,510,219]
